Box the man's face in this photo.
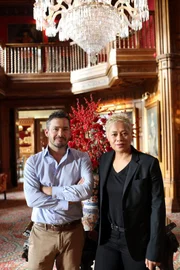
[45,118,71,150]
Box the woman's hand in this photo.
[145,258,161,270]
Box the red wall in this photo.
[0,16,48,43]
[0,0,154,44]
[148,0,154,10]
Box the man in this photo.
[24,110,93,270]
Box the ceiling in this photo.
[0,0,157,100]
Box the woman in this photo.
[94,113,165,270]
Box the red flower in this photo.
[101,117,106,123]
[68,95,111,173]
[68,141,76,148]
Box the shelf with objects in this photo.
[17,118,34,180]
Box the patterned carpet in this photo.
[166,213,180,270]
[0,184,180,270]
[0,184,31,269]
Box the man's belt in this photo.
[35,219,81,232]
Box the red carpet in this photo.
[0,184,180,270]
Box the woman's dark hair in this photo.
[46,110,70,129]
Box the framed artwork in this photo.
[8,24,43,43]
[98,106,139,149]
[125,108,139,149]
[145,100,161,160]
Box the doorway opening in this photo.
[16,109,59,183]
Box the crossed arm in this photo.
[24,153,93,210]
[41,178,85,205]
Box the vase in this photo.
[81,173,99,231]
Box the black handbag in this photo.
[159,222,179,270]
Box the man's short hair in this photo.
[46,110,70,129]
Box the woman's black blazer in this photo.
[97,146,165,262]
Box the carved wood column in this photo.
[155,0,180,212]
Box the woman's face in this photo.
[107,121,132,153]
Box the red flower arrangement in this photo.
[68,95,111,173]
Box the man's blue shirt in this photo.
[24,147,93,225]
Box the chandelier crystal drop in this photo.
[33,0,149,56]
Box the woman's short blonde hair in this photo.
[105,113,133,133]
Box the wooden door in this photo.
[35,119,48,153]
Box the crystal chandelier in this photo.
[33,0,149,56]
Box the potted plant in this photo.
[68,95,111,230]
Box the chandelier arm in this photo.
[49,1,71,12]
[117,6,139,19]
[114,0,131,5]
[115,2,138,14]
[48,6,66,24]
[118,12,135,28]
[114,0,132,8]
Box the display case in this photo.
[18,118,34,158]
